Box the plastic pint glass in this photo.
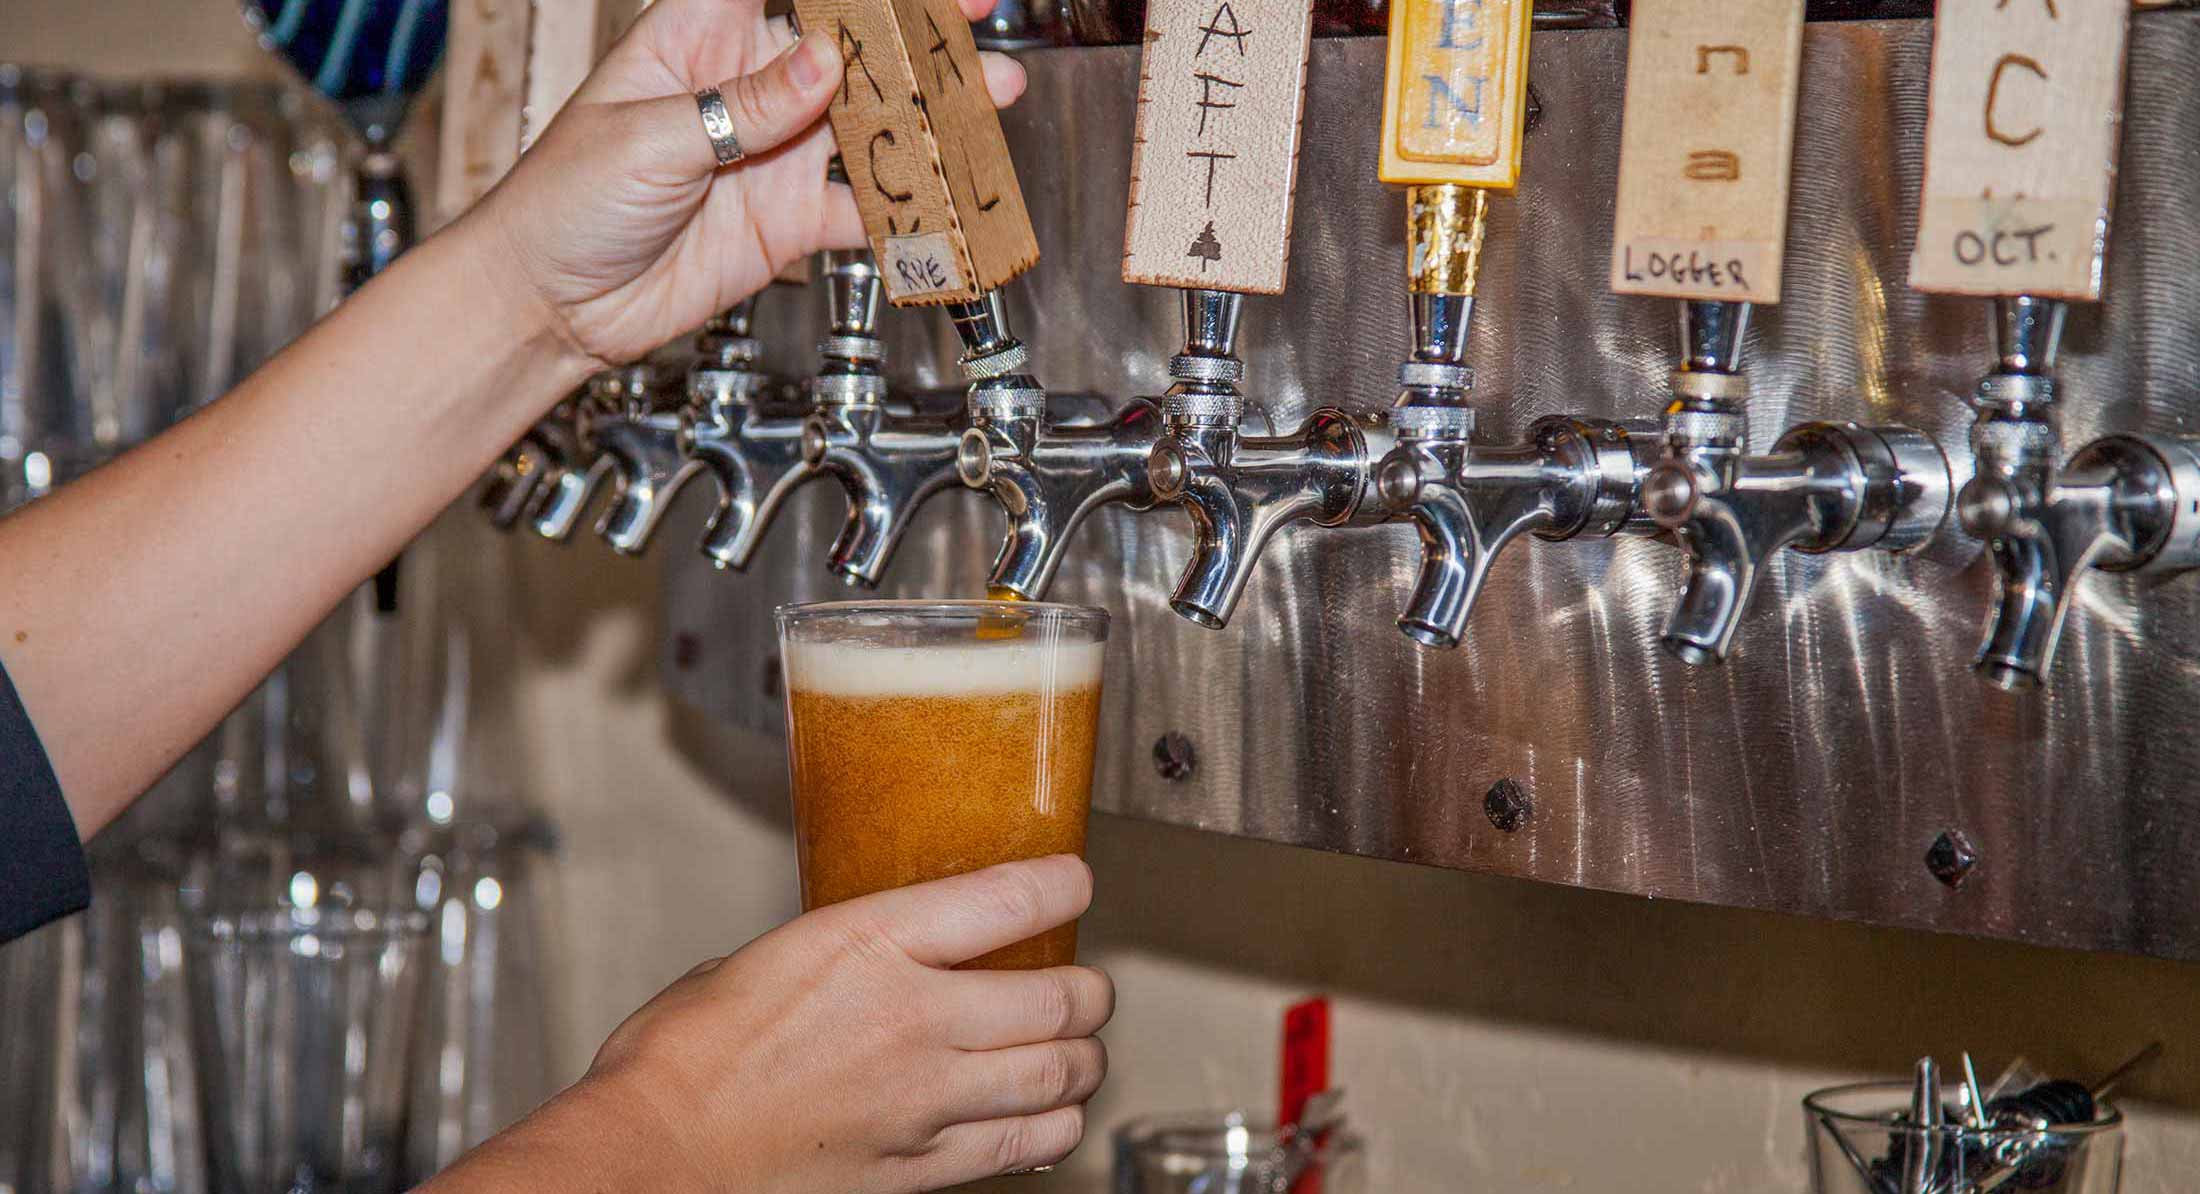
[775,600,1109,969]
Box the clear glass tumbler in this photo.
[1113,1113,1366,1194]
[183,853,430,1194]
[1806,1081,2124,1194]
[777,599,1108,970]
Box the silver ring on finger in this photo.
[695,86,745,166]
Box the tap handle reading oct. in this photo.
[793,0,1040,305]
[1607,0,1804,305]
[1909,0,2131,300]
[1120,0,1318,295]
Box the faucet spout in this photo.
[591,363,708,556]
[961,399,1166,599]
[1960,431,2200,688]
[1649,422,1950,665]
[807,403,967,587]
[1148,412,1378,628]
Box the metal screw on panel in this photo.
[1152,733,1196,782]
[1484,778,1531,833]
[761,654,783,701]
[672,632,702,671]
[1926,829,1978,889]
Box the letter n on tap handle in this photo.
[792,0,1041,304]
[1121,0,1320,294]
[1378,0,1533,187]
[1607,0,1805,306]
[1909,0,2131,300]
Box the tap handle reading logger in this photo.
[792,0,1040,304]
[1608,0,1804,306]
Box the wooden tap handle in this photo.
[1910,0,2132,300]
[1608,0,1805,305]
[1121,0,1319,295]
[1378,0,1533,188]
[792,0,1040,304]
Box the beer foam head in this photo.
[783,636,1105,698]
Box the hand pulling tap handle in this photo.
[786,0,1039,585]
[1910,1,2198,689]
[1613,0,1947,666]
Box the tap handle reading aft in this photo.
[1909,0,2130,300]
[1607,0,1803,307]
[1121,0,1318,295]
[793,0,1037,305]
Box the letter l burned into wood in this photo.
[793,0,1040,305]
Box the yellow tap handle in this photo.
[1378,0,1534,190]
[1381,0,1531,298]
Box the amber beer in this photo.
[776,601,1108,969]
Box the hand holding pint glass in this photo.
[777,600,1109,969]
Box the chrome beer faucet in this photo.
[481,393,585,532]
[950,290,1166,600]
[1954,296,2200,689]
[528,370,624,542]
[796,251,967,587]
[1373,185,1657,648]
[590,357,711,556]
[1145,289,1392,628]
[679,295,818,571]
[1638,300,1950,665]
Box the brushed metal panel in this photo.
[660,17,2200,960]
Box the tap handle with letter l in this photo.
[1616,0,1949,668]
[793,0,1040,305]
[1914,0,2200,691]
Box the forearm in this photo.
[0,213,597,836]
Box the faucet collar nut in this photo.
[816,334,886,364]
[812,373,888,404]
[960,341,1032,380]
[1399,362,1473,392]
[1168,354,1246,386]
[1975,372,2057,413]
[1668,369,1750,403]
[969,387,1048,420]
[1163,391,1245,425]
[1390,404,1476,440]
[1663,408,1745,448]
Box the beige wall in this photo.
[12,2,2200,1190]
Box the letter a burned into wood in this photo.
[792,0,1040,304]
[1121,0,1318,294]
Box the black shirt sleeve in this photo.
[0,657,89,943]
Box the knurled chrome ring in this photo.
[969,387,1048,420]
[1168,354,1245,385]
[1975,372,2057,411]
[1399,361,1474,392]
[1971,417,2059,460]
[1664,408,1745,446]
[960,342,1031,380]
[694,87,744,166]
[812,373,887,404]
[1668,369,1750,402]
[1389,404,1476,439]
[1164,391,1245,424]
[817,335,885,364]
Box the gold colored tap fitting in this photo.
[1405,184,1489,297]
